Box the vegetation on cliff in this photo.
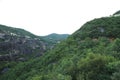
[1,12,120,80]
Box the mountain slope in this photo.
[0,25,69,60]
[1,12,120,80]
[0,24,47,61]
[113,10,120,16]
[0,24,38,38]
[42,33,69,43]
[0,24,69,78]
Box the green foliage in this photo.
[77,53,116,80]
[0,24,37,38]
[110,38,120,52]
[29,73,72,80]
[41,33,69,47]
[1,11,120,80]
[107,61,120,80]
[73,16,120,40]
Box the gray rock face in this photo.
[0,34,47,61]
[0,25,69,61]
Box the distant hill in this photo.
[43,33,69,41]
[41,33,69,43]
[2,10,120,80]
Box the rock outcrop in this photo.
[0,25,46,61]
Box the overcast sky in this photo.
[0,0,120,36]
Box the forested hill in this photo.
[1,11,120,80]
[41,33,69,43]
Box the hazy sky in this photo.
[0,0,120,36]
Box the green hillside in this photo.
[113,10,120,16]
[0,24,38,38]
[0,24,69,79]
[1,12,120,80]
[41,33,69,43]
[41,33,69,49]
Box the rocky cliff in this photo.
[0,25,46,61]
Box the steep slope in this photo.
[113,10,120,16]
[0,24,38,38]
[1,12,120,80]
[0,24,69,77]
[0,24,47,61]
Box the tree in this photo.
[77,53,115,80]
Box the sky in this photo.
[0,0,120,36]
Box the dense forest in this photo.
[1,11,120,80]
